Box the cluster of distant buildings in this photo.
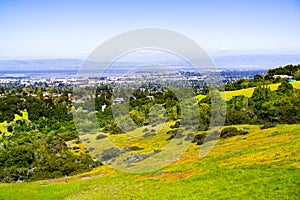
[273,75,297,83]
[0,69,255,90]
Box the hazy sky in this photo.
[0,0,299,59]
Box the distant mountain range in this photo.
[0,59,83,71]
[212,55,300,69]
[0,55,300,71]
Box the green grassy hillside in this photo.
[0,124,299,200]
[222,81,300,101]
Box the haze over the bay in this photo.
[1,54,300,71]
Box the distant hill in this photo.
[0,59,83,71]
[213,54,300,69]
[1,55,300,71]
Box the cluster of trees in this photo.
[0,96,22,122]
[225,64,300,91]
[266,64,300,78]
[87,76,300,135]
[0,90,72,124]
[0,89,100,182]
[226,80,300,125]
[89,88,182,134]
[0,131,100,182]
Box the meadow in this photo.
[0,124,299,199]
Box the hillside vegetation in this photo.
[224,81,300,101]
[0,64,300,199]
[0,124,299,199]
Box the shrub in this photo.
[167,129,178,135]
[100,147,121,161]
[225,110,253,125]
[185,133,195,141]
[109,123,123,134]
[128,146,143,151]
[7,125,13,133]
[96,134,107,140]
[166,130,184,141]
[192,134,206,145]
[260,122,276,130]
[277,80,293,94]
[220,127,248,138]
[170,121,180,129]
[122,146,144,152]
[143,128,149,132]
[59,131,78,141]
[143,132,156,138]
[88,147,95,152]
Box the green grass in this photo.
[0,124,299,199]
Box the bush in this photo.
[225,110,253,125]
[96,134,107,140]
[122,146,144,152]
[143,132,156,138]
[277,80,293,94]
[0,135,101,183]
[106,123,123,134]
[143,128,149,132]
[192,134,206,145]
[185,133,194,141]
[167,129,178,135]
[7,125,13,133]
[88,147,95,152]
[100,147,121,161]
[128,146,143,151]
[170,121,180,129]
[260,122,276,130]
[220,127,248,138]
[59,131,78,141]
[166,129,184,141]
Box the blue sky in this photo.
[0,0,299,59]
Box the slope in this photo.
[0,124,299,199]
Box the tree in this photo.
[277,80,293,95]
[293,69,300,80]
[225,110,253,125]
[228,95,248,111]
[7,125,13,132]
[27,102,44,120]
[254,74,263,82]
[249,86,272,111]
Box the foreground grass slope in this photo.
[0,124,299,200]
